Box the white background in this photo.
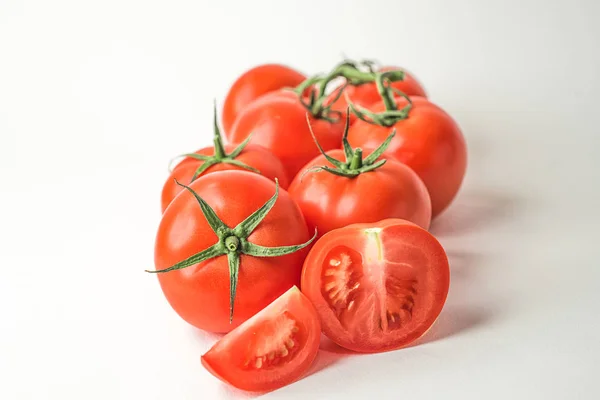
[1,0,599,399]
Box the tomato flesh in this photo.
[201,286,321,392]
[301,219,449,353]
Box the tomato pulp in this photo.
[301,219,450,353]
[202,286,321,392]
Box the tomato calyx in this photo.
[169,102,260,182]
[302,111,396,179]
[146,179,317,322]
[348,72,414,127]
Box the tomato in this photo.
[152,171,314,333]
[288,118,431,238]
[328,66,427,124]
[161,108,289,213]
[161,141,289,213]
[222,64,306,135]
[228,89,346,179]
[201,286,320,392]
[348,96,467,218]
[301,218,450,353]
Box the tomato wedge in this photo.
[301,219,449,353]
[201,286,321,392]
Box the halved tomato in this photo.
[201,286,321,392]
[301,219,449,353]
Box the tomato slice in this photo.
[201,286,321,392]
[301,219,449,353]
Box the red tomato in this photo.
[301,219,450,353]
[289,148,431,238]
[348,96,467,217]
[328,66,427,124]
[202,286,321,392]
[222,64,306,135]
[228,90,346,179]
[153,171,312,333]
[161,144,289,213]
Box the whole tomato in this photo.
[161,107,289,213]
[228,89,346,179]
[328,65,426,124]
[222,64,306,135]
[151,171,314,333]
[288,115,431,238]
[348,95,467,218]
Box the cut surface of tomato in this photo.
[301,219,449,353]
[201,286,321,392]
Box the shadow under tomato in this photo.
[410,301,495,348]
[410,248,498,347]
[430,188,521,238]
[217,383,264,399]
[303,336,355,379]
[192,328,224,343]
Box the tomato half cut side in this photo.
[301,219,449,353]
[201,286,321,392]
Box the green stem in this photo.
[349,148,363,169]
[338,66,375,85]
[292,62,407,123]
[213,135,226,159]
[212,101,227,159]
[170,105,260,182]
[376,73,397,111]
[293,75,322,96]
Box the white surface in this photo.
[1,0,599,398]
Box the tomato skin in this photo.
[160,144,289,213]
[228,90,346,179]
[201,286,320,392]
[348,96,467,217]
[288,149,431,238]
[154,171,311,333]
[328,66,427,124]
[301,219,450,353]
[222,64,306,135]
